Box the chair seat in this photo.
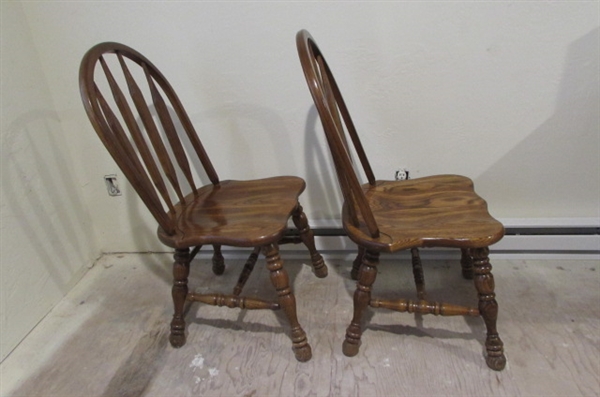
[343,175,504,252]
[158,176,306,248]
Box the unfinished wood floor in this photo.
[2,252,599,396]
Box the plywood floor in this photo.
[1,252,599,396]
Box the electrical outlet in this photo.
[104,174,122,196]
[394,168,410,181]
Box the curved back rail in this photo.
[79,42,219,235]
[296,30,380,238]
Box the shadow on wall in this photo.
[475,28,600,218]
[303,105,344,223]
[188,103,298,180]
[2,110,95,291]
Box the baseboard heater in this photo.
[281,218,600,257]
[285,225,600,237]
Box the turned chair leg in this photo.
[351,247,365,280]
[292,204,328,278]
[471,247,506,371]
[212,244,225,275]
[460,248,474,279]
[343,249,380,357]
[410,247,426,299]
[233,247,260,296]
[170,248,191,348]
[262,243,312,362]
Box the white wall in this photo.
[2,1,598,360]
[23,2,599,252]
[0,2,99,361]
[24,2,600,251]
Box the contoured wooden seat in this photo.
[346,175,504,253]
[80,42,327,362]
[296,30,506,370]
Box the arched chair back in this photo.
[296,30,380,239]
[80,42,219,235]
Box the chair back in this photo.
[79,42,219,235]
[296,30,380,238]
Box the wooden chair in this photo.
[296,30,506,370]
[79,42,328,362]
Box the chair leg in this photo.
[292,204,328,278]
[471,247,506,371]
[170,248,191,348]
[351,247,365,280]
[343,249,380,357]
[233,247,260,296]
[212,244,225,275]
[411,248,426,300]
[460,248,474,279]
[262,243,312,362]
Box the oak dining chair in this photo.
[79,42,328,362]
[296,29,506,370]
